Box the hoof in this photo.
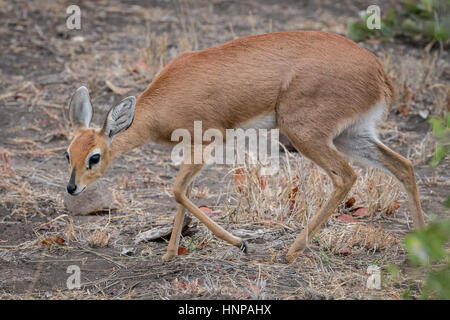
[239,240,248,254]
[162,251,176,262]
[279,255,290,265]
[285,252,297,264]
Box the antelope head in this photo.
[65,86,135,195]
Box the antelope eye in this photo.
[64,151,70,163]
[88,154,101,168]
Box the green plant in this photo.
[404,218,450,299]
[428,113,450,167]
[400,110,450,300]
[347,8,396,42]
[347,0,450,45]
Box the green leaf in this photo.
[421,0,434,13]
[405,236,429,265]
[424,20,437,38]
[381,23,395,38]
[401,18,423,37]
[404,1,425,15]
[387,264,401,279]
[429,116,446,138]
[429,145,446,167]
[385,8,397,26]
[421,264,450,300]
[402,285,412,300]
[444,196,450,209]
[405,221,450,266]
[347,21,373,42]
[434,25,449,41]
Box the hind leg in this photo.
[374,142,425,228]
[334,133,426,229]
[282,136,357,262]
[276,93,362,261]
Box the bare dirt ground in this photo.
[0,0,449,299]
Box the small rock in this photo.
[63,180,115,215]
[418,109,429,119]
[121,247,135,256]
[71,36,85,42]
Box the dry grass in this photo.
[223,152,405,229]
[381,50,450,117]
[0,143,412,299]
[379,50,449,166]
[1,0,448,300]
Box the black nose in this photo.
[67,184,77,194]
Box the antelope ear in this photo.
[102,96,136,143]
[69,86,93,130]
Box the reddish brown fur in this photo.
[110,31,393,158]
[67,31,423,263]
[68,129,110,188]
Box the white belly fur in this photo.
[237,112,277,130]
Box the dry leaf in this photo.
[199,206,220,217]
[177,246,188,255]
[40,236,65,246]
[353,207,370,217]
[345,197,356,208]
[199,206,213,214]
[398,104,409,116]
[234,168,246,191]
[54,237,65,245]
[289,186,299,211]
[132,60,147,74]
[258,176,267,190]
[403,83,414,105]
[337,247,351,255]
[385,202,401,215]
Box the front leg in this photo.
[162,204,187,261]
[172,164,247,253]
[162,184,192,262]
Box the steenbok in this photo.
[64,31,425,262]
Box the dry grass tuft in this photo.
[89,229,110,248]
[319,223,400,255]
[223,151,405,232]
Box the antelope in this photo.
[65,31,426,263]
